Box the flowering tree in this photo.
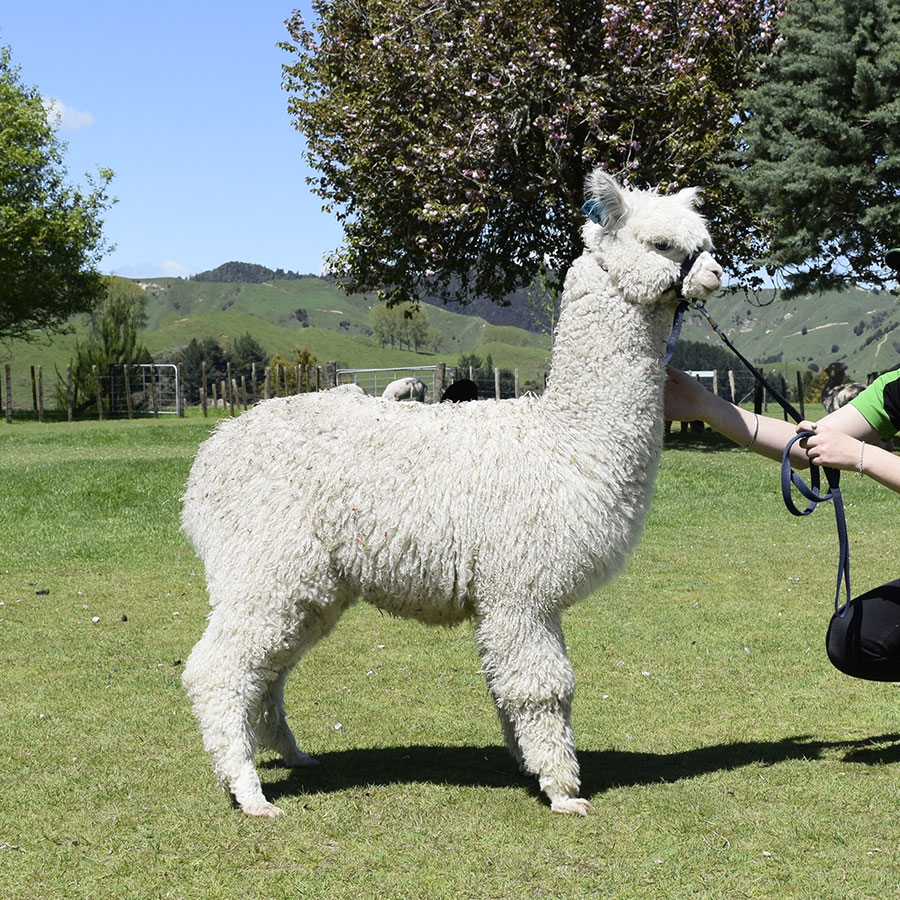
[282,0,783,305]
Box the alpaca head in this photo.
[581,169,722,306]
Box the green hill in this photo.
[5,270,899,412]
[677,284,900,381]
[0,275,552,409]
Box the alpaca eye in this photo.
[653,240,672,252]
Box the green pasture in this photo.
[2,412,900,899]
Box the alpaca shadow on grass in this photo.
[262,732,900,806]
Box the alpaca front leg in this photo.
[476,610,593,816]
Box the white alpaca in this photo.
[181,170,723,817]
[381,376,427,401]
[821,361,865,412]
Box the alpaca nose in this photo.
[691,252,722,292]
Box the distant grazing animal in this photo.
[381,377,427,402]
[180,169,723,818]
[821,362,866,412]
[441,379,479,402]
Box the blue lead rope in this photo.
[781,432,852,616]
[686,301,852,617]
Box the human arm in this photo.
[664,368,900,488]
[664,367,801,463]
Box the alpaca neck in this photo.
[542,268,674,427]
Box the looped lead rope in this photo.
[686,298,853,618]
[781,433,851,616]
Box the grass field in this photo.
[2,411,900,899]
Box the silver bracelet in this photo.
[858,441,865,479]
[744,413,760,451]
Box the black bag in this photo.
[826,579,900,681]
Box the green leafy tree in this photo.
[176,336,228,403]
[58,279,151,412]
[282,0,783,305]
[456,352,484,378]
[399,306,429,351]
[228,332,267,381]
[371,303,404,349]
[0,44,114,342]
[728,0,900,294]
[269,346,319,393]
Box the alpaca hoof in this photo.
[550,797,594,817]
[283,750,319,768]
[241,799,284,818]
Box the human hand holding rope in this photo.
[796,420,866,473]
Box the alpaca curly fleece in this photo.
[181,170,723,817]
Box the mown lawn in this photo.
[1,413,899,899]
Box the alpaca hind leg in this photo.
[476,610,592,816]
[255,670,318,767]
[492,693,526,773]
[183,589,349,816]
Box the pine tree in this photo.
[728,0,900,293]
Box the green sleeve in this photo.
[849,369,900,441]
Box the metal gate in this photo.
[107,364,182,416]
[335,366,456,402]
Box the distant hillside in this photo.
[676,284,900,381]
[191,261,312,283]
[6,264,900,410]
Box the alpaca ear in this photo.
[583,169,627,230]
[675,186,703,209]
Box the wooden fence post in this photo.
[66,364,73,422]
[728,369,737,404]
[5,364,11,424]
[273,364,281,398]
[231,379,239,416]
[434,362,446,402]
[30,366,38,416]
[211,382,218,409]
[241,375,248,410]
[251,362,257,404]
[220,380,227,416]
[37,365,44,423]
[796,371,805,420]
[494,367,501,400]
[226,363,233,415]
[514,368,520,399]
[201,362,208,416]
[264,367,270,400]
[150,370,159,418]
[92,365,104,420]
[122,365,133,419]
[327,361,337,387]
[711,369,718,396]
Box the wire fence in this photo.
[1,358,810,424]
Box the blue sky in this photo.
[2,1,341,278]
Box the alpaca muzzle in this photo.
[677,250,722,299]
